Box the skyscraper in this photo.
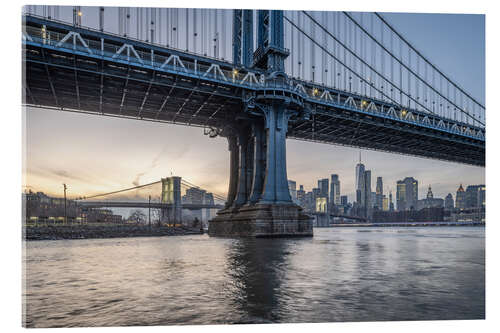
[375,176,383,209]
[455,184,466,210]
[478,185,486,208]
[330,174,341,207]
[355,153,365,207]
[318,178,329,198]
[389,191,394,211]
[396,177,419,211]
[288,180,297,204]
[297,185,306,208]
[465,185,485,208]
[445,193,454,209]
[382,195,389,211]
[363,170,372,217]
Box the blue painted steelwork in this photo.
[22,14,484,167]
[232,9,242,65]
[242,10,253,68]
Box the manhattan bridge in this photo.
[22,6,485,237]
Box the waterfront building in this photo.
[297,185,306,208]
[372,207,444,223]
[203,192,214,223]
[355,154,366,207]
[330,174,341,207]
[389,191,394,211]
[456,184,466,210]
[396,177,419,211]
[305,191,315,212]
[288,180,297,203]
[183,187,206,222]
[445,193,454,210]
[23,190,122,224]
[364,170,372,217]
[382,195,389,211]
[340,195,348,206]
[375,177,383,210]
[478,185,486,208]
[318,178,329,199]
[465,185,485,208]
[417,185,444,210]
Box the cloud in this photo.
[131,142,191,186]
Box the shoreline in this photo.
[323,222,484,228]
[23,224,203,241]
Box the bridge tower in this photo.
[209,10,313,237]
[161,176,182,226]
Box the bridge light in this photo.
[313,88,319,96]
[78,11,82,17]
[233,69,238,76]
[402,109,407,116]
[361,100,367,107]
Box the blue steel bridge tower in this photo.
[208,9,313,236]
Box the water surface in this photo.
[23,227,485,327]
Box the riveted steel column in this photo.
[275,107,292,202]
[232,9,242,65]
[261,107,277,202]
[249,121,265,203]
[242,10,254,67]
[260,105,292,203]
[234,128,250,206]
[245,131,255,201]
[225,135,239,208]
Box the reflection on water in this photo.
[23,227,485,327]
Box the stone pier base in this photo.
[208,203,313,237]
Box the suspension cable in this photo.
[343,12,484,125]
[374,12,484,109]
[300,11,433,114]
[286,13,428,114]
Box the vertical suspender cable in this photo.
[311,12,316,82]
[136,8,140,40]
[221,10,226,60]
[201,9,206,55]
[331,12,335,88]
[100,7,104,32]
[214,9,219,58]
[370,13,374,97]
[146,8,150,42]
[126,7,130,38]
[399,37,403,106]
[360,13,367,96]
[390,29,394,100]
[408,47,411,108]
[289,11,293,76]
[159,9,162,45]
[322,11,327,85]
[186,8,189,51]
[343,13,347,90]
[193,9,197,54]
[380,18,385,100]
[348,16,352,92]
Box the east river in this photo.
[23,226,485,327]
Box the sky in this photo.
[23,7,485,203]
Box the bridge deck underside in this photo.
[24,42,485,167]
[289,109,485,166]
[24,45,242,128]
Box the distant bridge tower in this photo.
[161,176,182,225]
